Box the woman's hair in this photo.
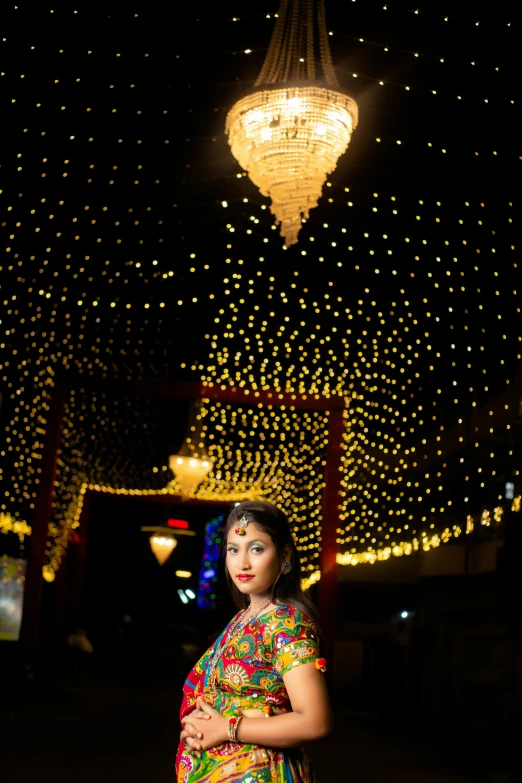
[222,499,319,629]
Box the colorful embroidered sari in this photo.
[176,604,320,783]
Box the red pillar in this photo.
[66,492,91,624]
[19,382,67,656]
[49,543,69,654]
[317,408,345,666]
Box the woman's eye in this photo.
[227,548,238,554]
[251,547,264,554]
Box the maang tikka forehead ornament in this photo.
[234,515,250,536]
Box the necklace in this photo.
[207,598,272,688]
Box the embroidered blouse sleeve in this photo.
[269,609,320,677]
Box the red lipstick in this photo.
[237,574,255,582]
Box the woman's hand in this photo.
[180,726,201,759]
[180,696,229,752]
[180,705,211,758]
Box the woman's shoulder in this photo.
[260,603,320,665]
[261,603,317,634]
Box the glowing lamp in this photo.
[149,534,177,565]
[226,87,357,247]
[225,0,358,246]
[169,454,213,497]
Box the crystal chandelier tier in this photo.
[169,400,213,497]
[225,0,358,247]
[168,454,213,497]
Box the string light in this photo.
[330,30,502,72]
[334,66,515,106]
[1,3,518,592]
[224,5,512,28]
[0,513,31,541]
[201,191,519,569]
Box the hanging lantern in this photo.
[141,525,196,566]
[149,533,177,565]
[226,0,358,247]
[168,455,213,497]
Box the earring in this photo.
[281,560,292,575]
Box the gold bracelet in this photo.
[227,715,243,742]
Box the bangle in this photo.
[227,715,243,742]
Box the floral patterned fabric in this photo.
[176,604,320,783]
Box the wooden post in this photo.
[317,408,345,668]
[19,382,67,656]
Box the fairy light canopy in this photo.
[226,0,359,247]
[0,2,519,586]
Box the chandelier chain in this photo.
[255,0,339,87]
[317,0,338,86]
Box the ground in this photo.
[0,656,513,783]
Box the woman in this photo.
[176,500,333,783]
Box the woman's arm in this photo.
[237,661,333,746]
[187,662,333,751]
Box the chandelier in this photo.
[169,400,213,497]
[168,455,213,497]
[226,0,358,247]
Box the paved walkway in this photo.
[0,661,510,783]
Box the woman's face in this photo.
[226,522,287,598]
